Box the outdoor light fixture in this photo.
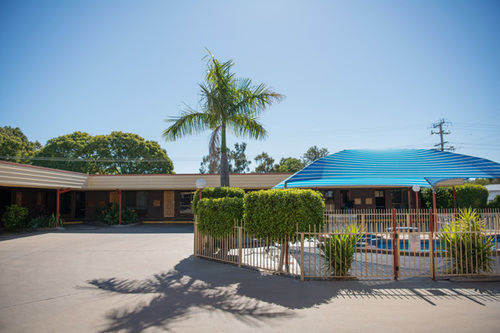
[195,178,206,189]
[412,184,420,192]
[195,178,207,200]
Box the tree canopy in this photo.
[199,142,251,174]
[0,126,41,163]
[302,145,329,165]
[34,131,174,174]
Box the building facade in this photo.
[0,161,291,222]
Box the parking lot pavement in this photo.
[1,224,500,333]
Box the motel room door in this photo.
[163,191,175,218]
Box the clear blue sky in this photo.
[1,0,499,173]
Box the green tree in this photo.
[254,152,276,173]
[0,126,41,163]
[34,131,93,173]
[276,157,304,173]
[34,131,174,174]
[199,142,251,174]
[163,51,283,186]
[228,142,251,173]
[302,145,329,165]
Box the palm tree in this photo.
[163,52,283,186]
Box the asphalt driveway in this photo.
[1,224,499,333]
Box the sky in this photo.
[1,0,499,173]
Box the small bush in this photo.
[197,197,243,238]
[1,204,29,230]
[488,195,500,209]
[439,208,494,274]
[243,189,324,242]
[320,225,362,277]
[456,184,488,208]
[97,203,137,225]
[28,214,60,228]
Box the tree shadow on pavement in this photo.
[87,256,500,333]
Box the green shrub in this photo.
[243,189,324,242]
[320,225,362,277]
[456,184,488,208]
[97,203,137,225]
[1,204,29,230]
[197,197,243,238]
[192,187,244,215]
[439,208,494,274]
[488,195,500,209]
[28,214,60,228]
[421,187,452,209]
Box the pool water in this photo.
[361,234,500,251]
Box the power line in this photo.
[431,119,454,151]
[0,156,173,163]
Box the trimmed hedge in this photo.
[421,184,489,209]
[456,184,488,208]
[192,187,245,214]
[488,195,500,209]
[243,189,324,242]
[197,197,243,238]
[421,187,452,209]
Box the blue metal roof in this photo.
[273,149,500,189]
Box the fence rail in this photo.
[194,208,500,280]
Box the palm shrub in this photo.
[28,214,60,228]
[1,204,29,230]
[439,208,494,274]
[320,225,362,277]
[97,203,137,225]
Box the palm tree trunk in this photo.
[220,124,230,187]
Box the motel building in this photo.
[2,149,499,225]
[0,161,291,222]
[0,161,423,225]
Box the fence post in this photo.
[392,209,399,280]
[194,215,198,257]
[429,209,436,280]
[238,226,243,268]
[300,232,305,281]
[361,214,365,233]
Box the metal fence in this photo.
[194,208,500,280]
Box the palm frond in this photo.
[162,109,213,141]
[227,115,267,140]
[232,79,284,117]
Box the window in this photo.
[179,192,194,214]
[374,190,385,209]
[125,191,148,209]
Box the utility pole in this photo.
[431,119,454,151]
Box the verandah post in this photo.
[56,189,60,228]
[392,208,399,280]
[117,190,122,225]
